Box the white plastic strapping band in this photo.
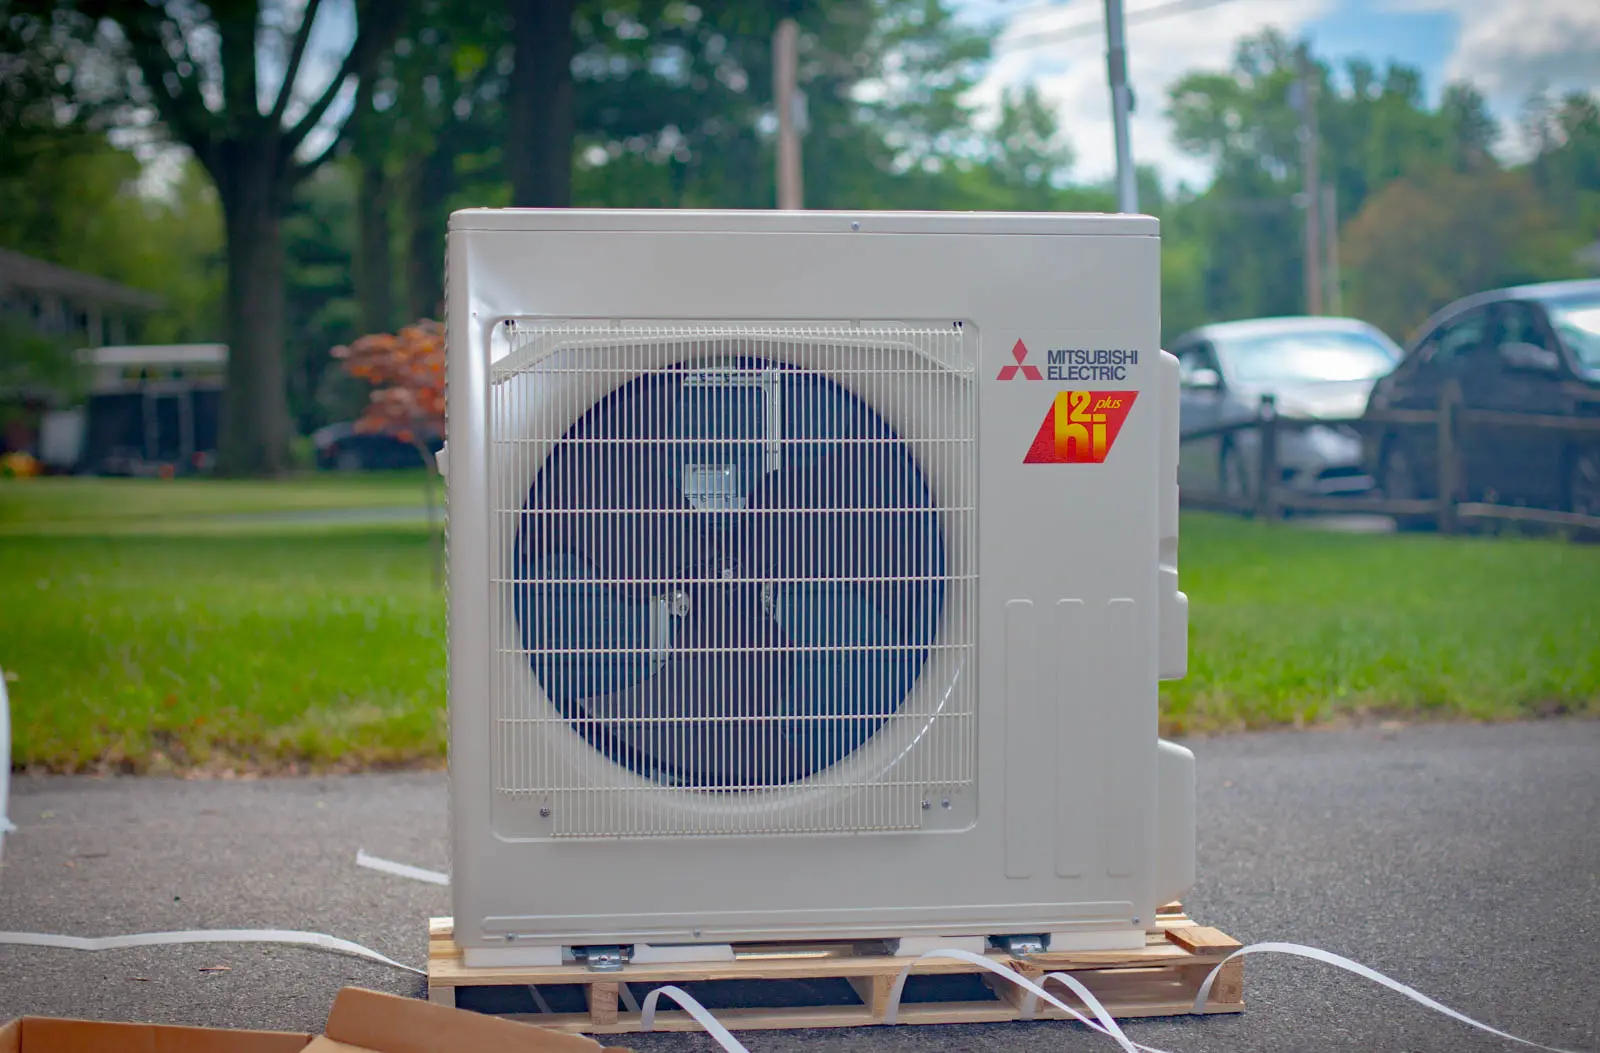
[355,849,450,886]
[636,944,1592,1053]
[0,929,424,976]
[883,948,1174,1053]
[1,665,14,856]
[639,985,752,1052]
[1192,942,1592,1053]
[636,948,1175,1053]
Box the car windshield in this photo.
[1217,329,1399,384]
[1546,295,1600,372]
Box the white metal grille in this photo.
[488,321,977,837]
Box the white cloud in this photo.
[1392,0,1600,101]
[1386,0,1600,159]
[970,0,1334,191]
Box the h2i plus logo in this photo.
[1024,391,1138,464]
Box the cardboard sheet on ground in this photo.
[0,986,633,1053]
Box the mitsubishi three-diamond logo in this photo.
[996,339,1043,381]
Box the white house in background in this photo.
[1,248,164,462]
[0,247,162,348]
[44,343,228,475]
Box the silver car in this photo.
[1169,316,1404,501]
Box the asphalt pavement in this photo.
[1,720,1596,1053]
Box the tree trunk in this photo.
[356,151,396,336]
[507,0,576,208]
[406,148,452,321]
[216,149,294,477]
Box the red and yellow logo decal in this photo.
[1024,390,1137,464]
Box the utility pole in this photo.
[1103,0,1138,213]
[773,18,803,210]
[1322,183,1342,315]
[1293,47,1322,315]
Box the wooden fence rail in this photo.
[1178,384,1600,538]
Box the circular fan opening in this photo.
[513,356,947,790]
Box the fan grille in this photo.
[489,322,976,836]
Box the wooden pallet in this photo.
[426,904,1244,1034]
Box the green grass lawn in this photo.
[0,476,1595,773]
[1163,514,1599,733]
[0,471,431,535]
[2,474,444,772]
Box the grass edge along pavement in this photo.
[1,476,1596,774]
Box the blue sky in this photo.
[951,0,1600,190]
[1304,0,1455,89]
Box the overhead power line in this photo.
[986,0,1088,18]
[1000,0,1245,51]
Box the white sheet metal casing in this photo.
[446,209,1193,959]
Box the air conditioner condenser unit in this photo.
[444,209,1194,968]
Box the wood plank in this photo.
[1455,503,1600,531]
[1165,925,1242,954]
[500,994,1244,1035]
[846,974,894,1018]
[1207,960,1246,1006]
[1179,419,1263,444]
[1272,494,1437,515]
[1365,408,1437,426]
[982,971,1040,1019]
[428,949,1010,987]
[1438,379,1460,534]
[1042,968,1192,1008]
[1178,490,1255,513]
[585,983,619,1026]
[425,912,1248,1032]
[1461,409,1600,434]
[1017,941,1225,971]
[1175,959,1244,1007]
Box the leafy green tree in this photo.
[984,84,1077,204]
[348,0,1003,322]
[36,0,406,475]
[1341,169,1573,340]
[130,162,227,347]
[1439,82,1498,172]
[3,6,224,347]
[1165,32,1322,324]
[1526,90,1600,241]
[284,164,363,435]
[0,321,84,411]
[1163,28,1511,329]
[1,145,222,353]
[375,0,511,321]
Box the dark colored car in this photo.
[1363,279,1600,516]
[312,421,443,471]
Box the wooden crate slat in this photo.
[1165,925,1242,954]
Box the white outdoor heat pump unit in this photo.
[444,209,1195,969]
